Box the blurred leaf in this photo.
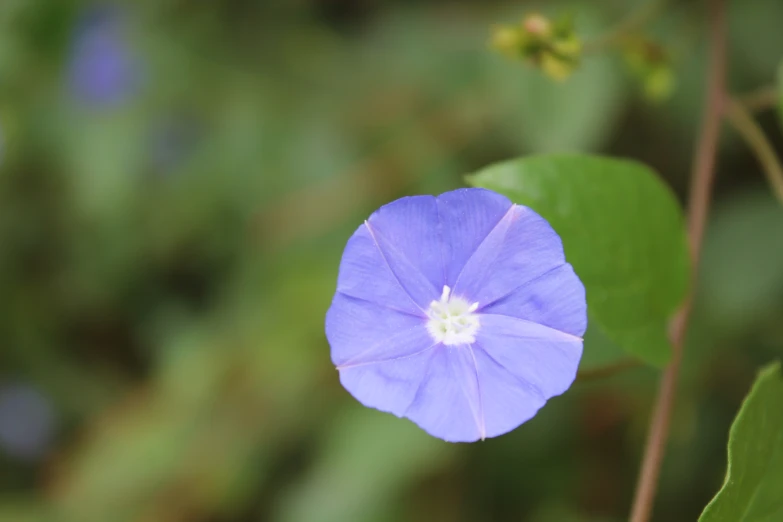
[485,5,625,152]
[699,190,783,334]
[274,408,453,522]
[60,108,146,217]
[53,404,196,521]
[357,7,487,97]
[0,500,47,522]
[467,154,689,366]
[699,361,783,522]
[489,56,621,152]
[487,52,624,152]
[729,0,783,85]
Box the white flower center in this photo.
[426,286,480,346]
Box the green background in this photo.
[1,0,782,521]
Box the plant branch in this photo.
[725,97,783,203]
[628,1,726,521]
[736,85,779,113]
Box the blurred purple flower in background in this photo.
[326,188,587,442]
[0,383,57,461]
[67,5,139,107]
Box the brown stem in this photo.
[628,1,726,521]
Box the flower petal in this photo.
[481,263,587,337]
[335,225,427,316]
[326,293,431,367]
[452,205,566,309]
[469,345,547,438]
[404,346,484,442]
[338,347,437,418]
[435,188,513,288]
[475,314,583,399]
[365,195,443,308]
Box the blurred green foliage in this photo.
[0,1,781,521]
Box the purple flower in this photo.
[325,188,586,442]
[68,5,139,106]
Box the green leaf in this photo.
[699,361,783,522]
[467,154,689,366]
[580,322,627,371]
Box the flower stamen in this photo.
[426,285,480,346]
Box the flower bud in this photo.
[623,37,676,102]
[491,13,582,81]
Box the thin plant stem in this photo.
[736,85,779,113]
[628,1,726,521]
[583,0,668,54]
[725,98,783,203]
